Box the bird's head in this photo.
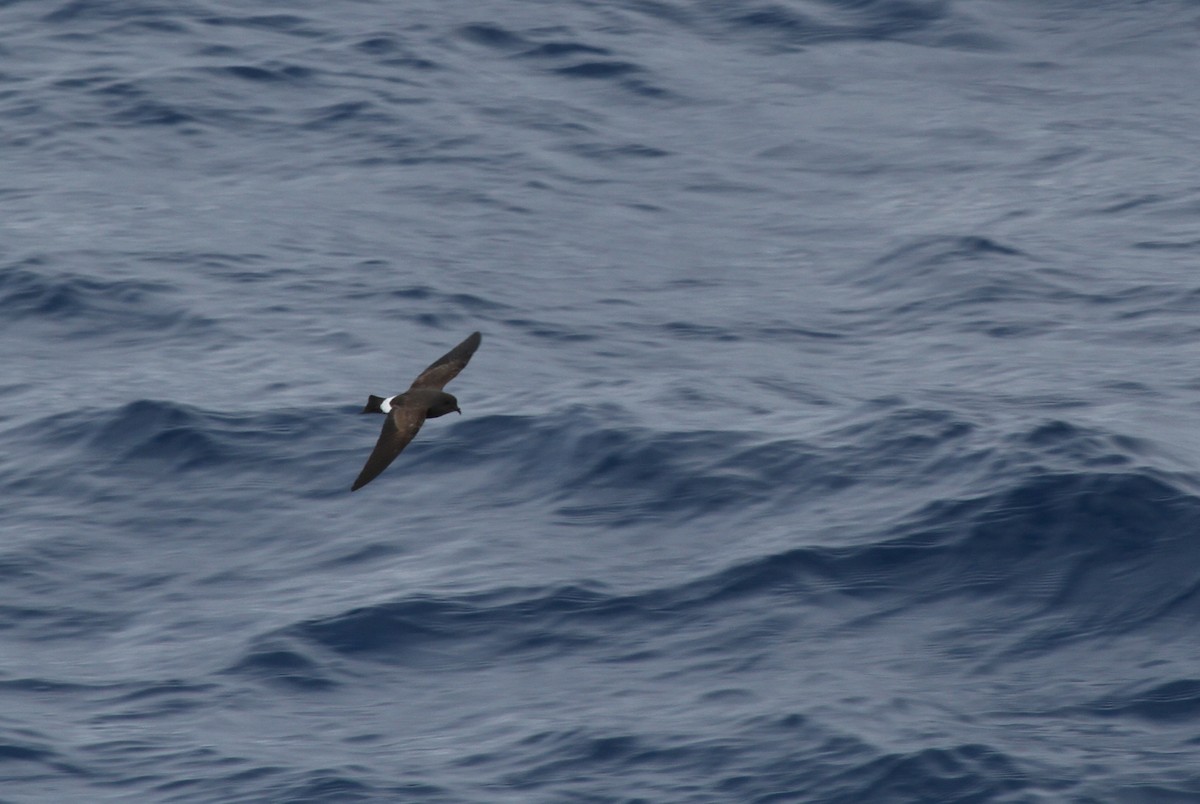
[427,392,461,418]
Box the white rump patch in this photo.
[379,395,396,413]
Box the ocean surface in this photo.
[3,1,1200,801]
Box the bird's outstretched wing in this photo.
[410,331,482,390]
[351,401,429,491]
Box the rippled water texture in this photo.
[4,0,1200,801]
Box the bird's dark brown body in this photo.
[351,331,481,491]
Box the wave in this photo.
[3,382,1193,803]
[625,0,978,52]
[0,399,343,504]
[0,259,212,338]
[237,464,1200,675]
[76,399,313,475]
[839,235,1200,342]
[7,390,1190,522]
[10,392,1199,677]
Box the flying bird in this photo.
[351,331,481,491]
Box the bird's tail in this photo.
[361,394,387,414]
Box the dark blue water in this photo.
[4,1,1200,801]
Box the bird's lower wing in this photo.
[351,404,428,491]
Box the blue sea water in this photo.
[3,0,1200,800]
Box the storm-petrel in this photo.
[351,331,481,491]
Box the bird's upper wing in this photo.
[409,331,482,390]
[351,400,429,491]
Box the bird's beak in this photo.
[455,407,462,415]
